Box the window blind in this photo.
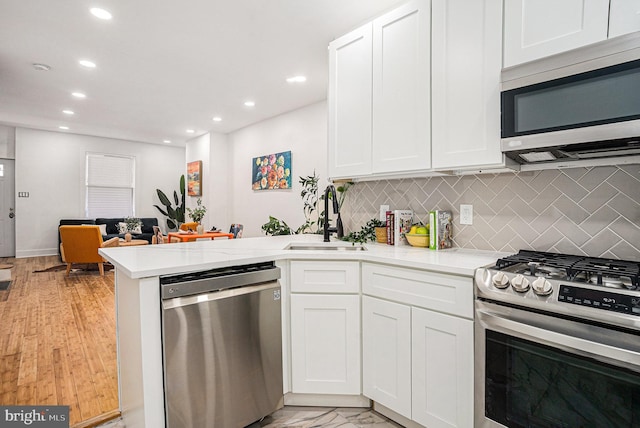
[86,153,135,217]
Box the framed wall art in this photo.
[252,151,292,190]
[187,160,202,196]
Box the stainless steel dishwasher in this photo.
[160,261,283,428]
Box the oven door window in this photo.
[485,330,640,427]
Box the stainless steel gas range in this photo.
[474,250,640,428]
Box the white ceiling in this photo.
[0,0,404,146]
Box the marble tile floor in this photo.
[96,407,403,428]
[249,406,404,428]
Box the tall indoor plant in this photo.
[154,174,186,231]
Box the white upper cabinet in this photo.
[431,0,503,170]
[328,23,373,178]
[372,0,431,173]
[328,0,430,179]
[503,0,610,67]
[609,0,640,38]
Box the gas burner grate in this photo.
[495,250,640,290]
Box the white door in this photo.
[0,159,15,257]
[372,0,431,174]
[328,23,373,179]
[609,0,640,38]
[362,296,412,419]
[503,0,610,67]
[290,294,361,394]
[431,0,503,170]
[412,307,473,428]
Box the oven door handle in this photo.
[476,301,640,370]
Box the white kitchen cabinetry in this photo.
[609,0,640,38]
[362,263,473,428]
[431,0,505,170]
[504,0,610,67]
[289,261,361,395]
[362,296,412,419]
[328,24,373,178]
[328,0,430,179]
[411,307,473,428]
[371,0,430,174]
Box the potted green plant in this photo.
[187,198,207,233]
[153,175,186,231]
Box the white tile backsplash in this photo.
[340,166,640,261]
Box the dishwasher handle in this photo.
[162,281,281,310]
[161,265,280,299]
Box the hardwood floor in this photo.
[0,256,119,427]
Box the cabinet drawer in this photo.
[362,263,473,318]
[290,261,360,293]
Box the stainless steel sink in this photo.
[286,244,367,251]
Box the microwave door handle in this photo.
[476,306,640,370]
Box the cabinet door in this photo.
[362,296,412,419]
[328,23,373,179]
[372,0,431,173]
[503,0,610,67]
[431,0,503,170]
[609,0,640,38]
[290,294,361,394]
[412,307,473,428]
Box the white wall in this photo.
[15,128,185,258]
[228,101,328,237]
[185,132,230,231]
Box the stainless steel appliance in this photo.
[475,250,640,427]
[161,262,283,428]
[501,32,640,167]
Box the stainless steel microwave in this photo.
[501,32,640,166]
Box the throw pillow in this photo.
[119,221,142,234]
[83,224,107,236]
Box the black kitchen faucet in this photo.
[323,184,344,242]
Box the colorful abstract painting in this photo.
[187,160,202,196]
[252,151,292,190]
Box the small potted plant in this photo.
[187,198,207,234]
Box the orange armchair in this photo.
[180,222,199,231]
[59,225,120,276]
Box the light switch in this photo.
[460,204,473,225]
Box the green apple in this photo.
[416,226,428,235]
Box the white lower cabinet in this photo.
[362,263,474,428]
[411,307,473,428]
[289,260,362,396]
[362,296,412,419]
[290,294,361,394]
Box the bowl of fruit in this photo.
[405,224,429,247]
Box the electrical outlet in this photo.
[460,204,473,225]
[380,205,389,222]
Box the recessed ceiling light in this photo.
[163,140,171,144]
[90,7,112,20]
[286,75,307,83]
[212,116,222,122]
[59,126,69,130]
[62,110,75,115]
[79,59,96,68]
[186,129,195,134]
[72,92,86,99]
[244,101,255,107]
[32,63,51,71]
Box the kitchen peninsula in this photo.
[100,235,504,428]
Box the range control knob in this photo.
[532,277,553,296]
[510,274,530,293]
[492,272,510,289]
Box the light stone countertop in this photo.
[100,234,509,279]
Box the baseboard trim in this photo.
[15,248,58,258]
[373,402,424,428]
[71,409,120,428]
[284,392,371,408]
